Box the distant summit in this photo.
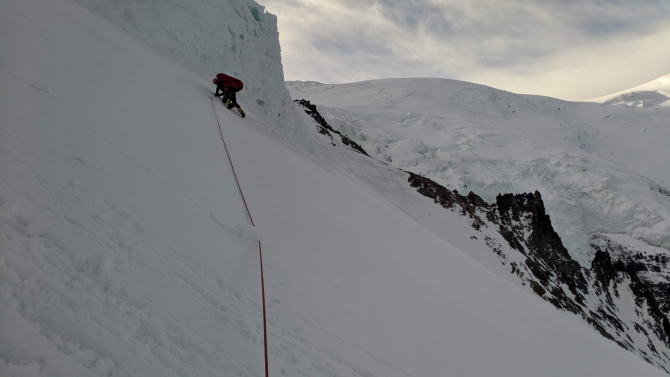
[591,73,670,107]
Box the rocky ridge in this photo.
[296,99,670,373]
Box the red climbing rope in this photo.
[211,99,255,226]
[211,98,269,377]
[258,240,268,377]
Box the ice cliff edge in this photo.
[73,0,303,133]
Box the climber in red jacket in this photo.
[213,73,245,118]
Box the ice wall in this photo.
[73,0,304,137]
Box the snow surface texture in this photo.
[71,0,307,145]
[2,0,668,376]
[287,78,670,267]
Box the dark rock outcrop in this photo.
[295,99,369,156]
[297,98,670,373]
[407,173,670,372]
[408,173,670,373]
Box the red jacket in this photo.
[216,73,244,91]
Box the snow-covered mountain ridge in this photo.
[287,78,670,266]
[591,73,670,107]
[295,99,670,371]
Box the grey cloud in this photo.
[262,0,670,99]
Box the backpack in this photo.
[216,73,244,91]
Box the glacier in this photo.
[287,78,670,265]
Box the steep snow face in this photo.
[287,79,670,266]
[3,0,669,376]
[1,0,261,375]
[72,0,305,142]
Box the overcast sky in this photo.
[261,0,670,100]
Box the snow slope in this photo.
[1,0,668,376]
[287,79,670,266]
